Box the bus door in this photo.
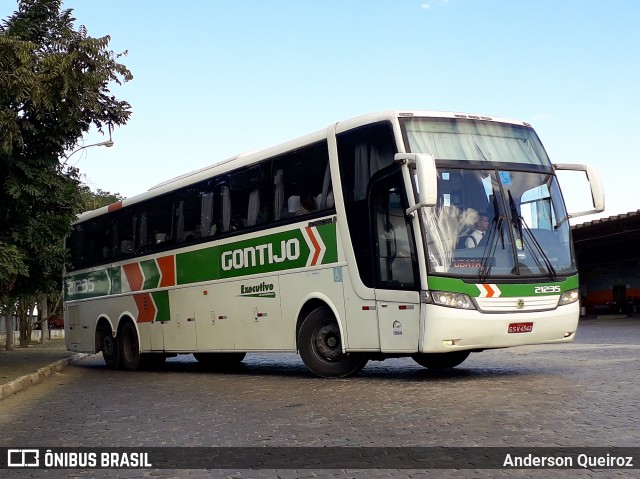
[370,171,421,352]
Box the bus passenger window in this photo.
[224,164,270,232]
[175,181,217,242]
[273,140,331,221]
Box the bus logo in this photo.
[8,449,40,467]
[240,282,276,298]
[221,239,301,272]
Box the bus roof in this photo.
[76,110,532,223]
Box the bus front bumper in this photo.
[420,302,580,353]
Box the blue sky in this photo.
[3,0,639,221]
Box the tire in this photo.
[297,306,368,378]
[412,351,470,369]
[118,321,141,371]
[99,327,120,370]
[193,352,246,367]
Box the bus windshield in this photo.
[419,168,575,279]
[399,117,574,280]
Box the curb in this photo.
[0,353,88,401]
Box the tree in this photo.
[0,0,132,349]
[78,186,125,212]
[35,186,124,344]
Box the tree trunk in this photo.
[38,294,49,343]
[4,315,15,351]
[18,297,35,348]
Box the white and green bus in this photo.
[64,111,604,377]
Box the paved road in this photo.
[0,318,638,478]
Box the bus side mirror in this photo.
[553,163,605,218]
[395,153,438,212]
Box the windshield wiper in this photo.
[478,191,503,282]
[508,191,557,280]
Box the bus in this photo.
[64,111,604,377]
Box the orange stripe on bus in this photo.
[157,255,176,287]
[134,293,156,323]
[123,263,144,292]
[107,201,123,212]
[305,227,321,266]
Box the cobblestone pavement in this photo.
[0,339,81,399]
[0,318,638,478]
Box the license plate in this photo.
[508,322,533,333]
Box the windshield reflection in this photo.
[420,168,575,279]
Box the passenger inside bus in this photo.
[295,194,317,216]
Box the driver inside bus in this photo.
[464,213,489,248]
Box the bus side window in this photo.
[135,195,174,252]
[372,176,417,289]
[175,180,217,242]
[224,164,270,232]
[273,140,331,221]
[200,190,216,237]
[273,169,284,221]
[337,121,397,288]
[114,210,136,259]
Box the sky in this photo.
[2,0,639,222]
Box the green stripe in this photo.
[141,259,160,290]
[176,247,219,285]
[64,270,110,301]
[109,266,122,294]
[152,291,170,322]
[218,229,310,280]
[66,221,340,296]
[176,222,339,284]
[317,222,338,264]
[428,275,579,297]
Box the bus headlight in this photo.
[431,291,476,310]
[558,289,579,306]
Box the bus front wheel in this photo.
[298,306,367,378]
[412,351,470,369]
[119,321,141,371]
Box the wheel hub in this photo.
[314,323,342,361]
[102,335,114,356]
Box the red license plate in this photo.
[508,322,533,333]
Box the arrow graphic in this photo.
[477,283,502,298]
[303,226,326,267]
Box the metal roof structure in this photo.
[572,209,640,232]
[572,210,640,265]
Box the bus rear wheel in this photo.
[412,351,470,369]
[298,306,367,378]
[119,321,141,371]
[99,328,120,370]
